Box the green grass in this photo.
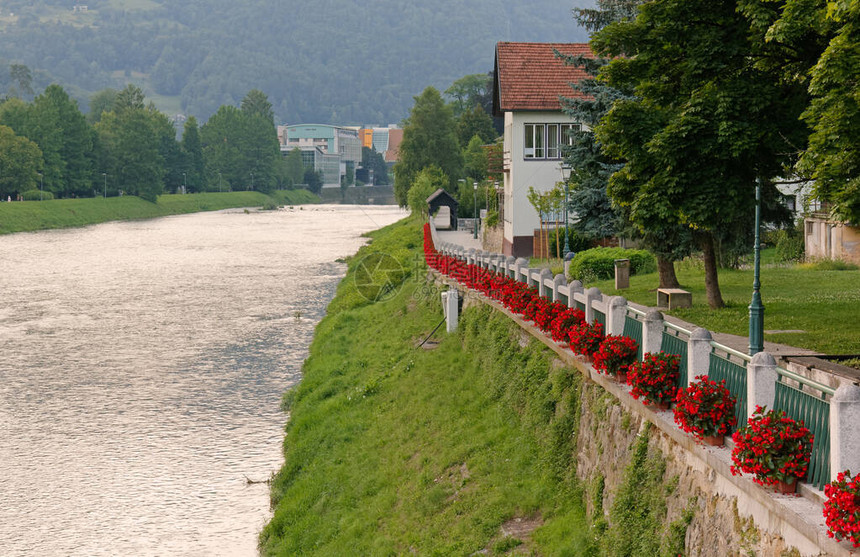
[260,217,595,555]
[590,251,860,355]
[0,190,319,235]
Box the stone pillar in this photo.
[585,287,602,324]
[642,309,664,356]
[830,383,860,481]
[553,274,567,304]
[467,248,476,266]
[506,256,516,279]
[538,268,553,298]
[688,328,713,383]
[515,258,529,283]
[746,351,778,420]
[443,288,459,333]
[606,296,627,337]
[568,279,584,309]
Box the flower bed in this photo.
[568,321,604,358]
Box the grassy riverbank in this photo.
[0,190,319,235]
[260,217,692,555]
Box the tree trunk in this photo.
[656,256,680,289]
[700,233,725,309]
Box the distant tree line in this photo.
[0,82,314,201]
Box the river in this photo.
[0,204,405,556]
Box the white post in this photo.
[746,351,778,420]
[830,383,860,481]
[688,327,713,383]
[606,296,627,337]
[642,309,664,355]
[585,287,601,324]
[538,268,553,298]
[568,280,584,309]
[445,288,459,333]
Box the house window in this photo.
[524,123,581,159]
[524,124,545,158]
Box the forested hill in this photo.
[0,0,588,125]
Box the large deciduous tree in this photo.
[0,124,43,199]
[592,0,810,307]
[394,87,462,206]
[181,116,206,192]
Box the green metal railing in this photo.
[773,368,834,490]
[575,300,585,311]
[661,323,690,388]
[557,293,569,306]
[623,308,645,361]
[708,344,749,431]
[593,308,606,329]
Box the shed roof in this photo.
[427,188,458,205]
[493,42,594,116]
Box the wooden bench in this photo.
[657,288,692,310]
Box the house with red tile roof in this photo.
[493,42,594,257]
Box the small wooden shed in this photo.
[427,188,459,230]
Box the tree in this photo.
[0,125,43,199]
[240,89,275,122]
[239,90,280,192]
[592,0,811,308]
[787,0,860,224]
[407,167,447,217]
[361,146,389,185]
[303,167,323,194]
[200,105,244,190]
[88,89,118,124]
[444,73,492,116]
[114,84,146,113]
[284,147,304,186]
[456,105,498,148]
[96,106,165,203]
[463,134,489,182]
[181,116,206,192]
[394,87,462,206]
[8,64,34,99]
[38,84,96,198]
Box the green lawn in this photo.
[0,190,319,235]
[589,254,860,355]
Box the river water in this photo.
[0,204,405,556]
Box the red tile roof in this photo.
[494,42,594,115]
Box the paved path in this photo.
[436,229,483,251]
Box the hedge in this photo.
[568,247,656,282]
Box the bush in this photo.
[774,226,805,262]
[21,189,54,201]
[568,247,656,282]
[547,227,593,257]
[483,208,499,228]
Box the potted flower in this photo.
[550,308,585,344]
[824,470,860,547]
[627,352,679,409]
[730,406,813,493]
[593,335,638,382]
[568,321,604,359]
[673,375,737,445]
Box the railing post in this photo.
[553,274,567,304]
[830,383,860,481]
[443,288,459,333]
[607,296,627,337]
[642,309,664,356]
[538,268,553,298]
[585,287,601,324]
[688,328,713,383]
[506,256,516,279]
[515,258,528,283]
[568,279,583,309]
[746,351,778,421]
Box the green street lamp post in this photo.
[749,179,765,355]
[561,164,572,258]
[473,181,478,240]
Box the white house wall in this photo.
[503,111,579,254]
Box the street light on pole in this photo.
[560,163,573,258]
[183,172,187,194]
[749,178,765,355]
